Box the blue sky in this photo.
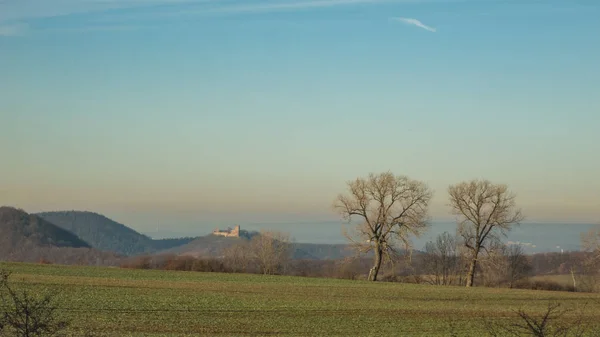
[1,0,599,233]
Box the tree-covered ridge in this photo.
[0,207,123,265]
[36,211,195,256]
[0,207,90,249]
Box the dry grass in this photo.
[530,274,576,287]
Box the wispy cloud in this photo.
[392,17,436,32]
[207,0,393,14]
[45,25,142,34]
[1,0,407,23]
[0,0,202,36]
[0,0,202,23]
[0,0,445,36]
[94,0,399,21]
[0,23,28,36]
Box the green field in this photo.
[1,262,599,336]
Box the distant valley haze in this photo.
[0,0,598,251]
[139,220,599,254]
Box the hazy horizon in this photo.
[1,0,599,227]
[1,204,597,253]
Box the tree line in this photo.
[90,171,599,292]
[334,172,524,284]
[333,171,599,289]
[116,169,599,293]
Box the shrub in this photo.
[119,255,153,269]
[0,269,70,336]
[484,302,593,337]
[513,279,575,292]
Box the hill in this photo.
[0,207,90,249]
[165,233,358,260]
[292,243,356,260]
[31,210,367,260]
[36,211,196,256]
[161,235,247,257]
[0,207,120,265]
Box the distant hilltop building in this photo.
[212,225,240,238]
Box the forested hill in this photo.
[36,211,196,256]
[0,207,124,265]
[0,206,90,249]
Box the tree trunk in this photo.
[570,267,577,292]
[369,244,383,281]
[466,251,479,287]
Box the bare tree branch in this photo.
[333,172,433,281]
[448,179,524,287]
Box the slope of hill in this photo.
[0,207,90,249]
[0,206,121,265]
[165,234,357,260]
[161,235,245,257]
[291,243,356,260]
[36,211,195,256]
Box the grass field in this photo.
[530,274,576,286]
[1,262,599,336]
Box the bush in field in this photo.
[484,302,596,337]
[120,255,153,269]
[421,232,462,286]
[332,258,364,280]
[481,243,532,288]
[0,269,70,337]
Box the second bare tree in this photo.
[448,179,524,287]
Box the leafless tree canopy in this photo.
[249,230,292,275]
[334,172,433,281]
[581,226,600,260]
[222,242,251,274]
[577,226,600,292]
[448,179,524,287]
[504,244,532,288]
[422,232,462,285]
[480,243,532,288]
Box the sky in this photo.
[1,0,599,235]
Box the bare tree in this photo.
[480,241,509,287]
[334,172,433,281]
[249,230,292,275]
[480,243,531,288]
[577,226,600,292]
[582,225,600,244]
[505,244,532,288]
[331,257,364,280]
[448,179,524,287]
[222,242,250,273]
[422,232,461,285]
[581,226,600,265]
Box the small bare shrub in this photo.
[0,269,70,337]
[38,258,52,265]
[331,258,363,280]
[484,302,593,337]
[422,232,461,286]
